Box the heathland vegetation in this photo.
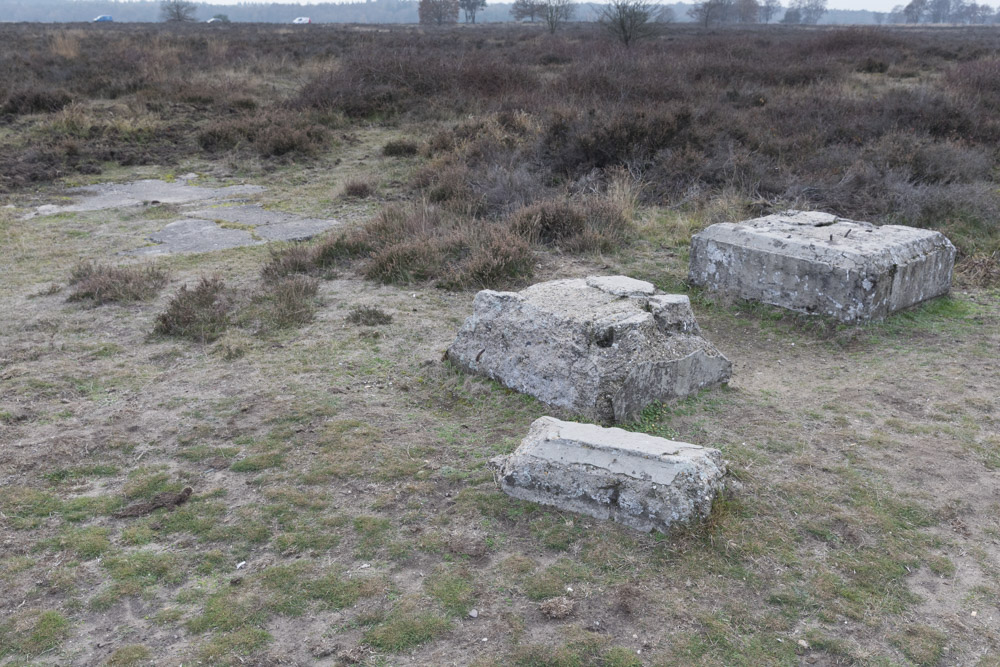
[2,21,1000,666]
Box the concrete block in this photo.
[446,276,731,423]
[491,417,727,533]
[689,210,955,322]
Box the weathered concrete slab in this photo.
[187,204,339,242]
[491,417,727,533]
[129,219,259,255]
[33,179,264,216]
[689,210,955,322]
[446,276,731,423]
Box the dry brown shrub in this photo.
[67,262,168,305]
[153,276,234,343]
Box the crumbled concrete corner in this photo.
[688,210,956,322]
[446,276,732,423]
[490,417,727,533]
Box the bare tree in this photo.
[459,0,487,23]
[737,0,761,22]
[601,0,658,45]
[160,0,197,22]
[511,0,543,21]
[688,0,731,27]
[419,0,460,23]
[542,0,575,32]
[655,5,676,21]
[926,0,950,22]
[902,0,926,22]
[759,0,782,22]
[872,10,885,23]
[795,0,827,23]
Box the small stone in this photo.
[797,639,810,649]
[469,609,478,618]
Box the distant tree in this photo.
[542,0,575,32]
[888,4,907,21]
[780,5,801,22]
[511,0,543,21]
[926,0,950,22]
[795,0,826,23]
[655,5,676,21]
[759,0,782,22]
[160,0,197,22]
[688,0,730,26]
[737,0,761,22]
[459,0,487,23]
[872,10,885,23]
[601,0,658,45]
[902,0,926,22]
[419,0,460,23]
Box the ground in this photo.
[3,21,1000,667]
[1,156,999,666]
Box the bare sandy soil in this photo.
[2,171,999,666]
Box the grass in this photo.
[363,606,451,652]
[3,20,1000,667]
[0,610,70,659]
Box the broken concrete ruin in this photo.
[689,210,955,322]
[491,417,727,533]
[447,276,731,423]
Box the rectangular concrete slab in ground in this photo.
[688,210,956,322]
[491,417,727,533]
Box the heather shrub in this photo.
[153,277,234,343]
[343,179,375,198]
[382,140,419,157]
[3,88,72,115]
[508,200,587,245]
[261,245,317,281]
[240,276,320,332]
[346,305,393,326]
[67,262,168,304]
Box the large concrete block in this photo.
[688,210,956,322]
[491,417,727,533]
[446,276,731,423]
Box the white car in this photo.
[292,17,312,24]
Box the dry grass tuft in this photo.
[67,262,168,305]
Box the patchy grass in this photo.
[363,606,451,652]
[0,610,70,659]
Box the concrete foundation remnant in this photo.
[490,417,727,533]
[688,210,955,322]
[446,275,731,423]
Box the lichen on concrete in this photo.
[446,276,732,423]
[689,210,956,322]
[491,417,728,533]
